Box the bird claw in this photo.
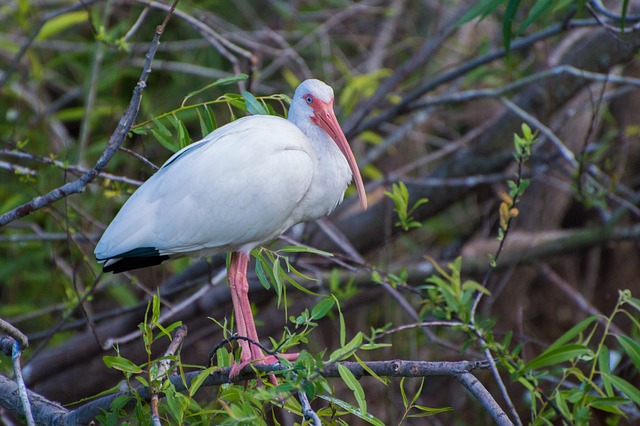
[228,353,300,387]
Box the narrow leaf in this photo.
[189,367,217,396]
[37,11,89,40]
[503,0,521,54]
[242,91,269,115]
[408,405,453,417]
[604,373,640,406]
[338,363,367,414]
[319,395,384,426]
[355,353,388,385]
[616,335,640,372]
[329,332,363,362]
[181,74,248,106]
[516,0,553,36]
[278,245,333,256]
[455,0,505,27]
[598,346,614,396]
[311,298,335,320]
[523,344,592,372]
[103,355,143,374]
[547,316,598,352]
[255,258,270,290]
[399,377,408,407]
[589,397,627,415]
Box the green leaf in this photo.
[222,93,248,111]
[516,0,553,36]
[182,74,248,106]
[242,91,269,115]
[598,346,614,396]
[589,397,627,415]
[355,353,389,385]
[329,332,363,362]
[547,316,598,352]
[456,0,505,27]
[151,118,179,153]
[311,297,335,320]
[154,321,182,343]
[103,355,143,374]
[621,0,629,32]
[165,384,187,424]
[338,363,367,414]
[626,297,640,313]
[37,10,89,40]
[319,395,384,426]
[408,405,453,417]
[503,0,521,54]
[399,377,409,407]
[333,294,346,347]
[278,245,333,257]
[604,373,640,406]
[176,117,191,149]
[254,257,271,290]
[282,271,319,296]
[189,367,217,396]
[523,344,593,372]
[272,257,284,307]
[616,335,640,372]
[461,280,491,296]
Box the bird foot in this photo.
[228,353,300,386]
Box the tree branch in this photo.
[1,359,497,425]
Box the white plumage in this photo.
[96,79,365,269]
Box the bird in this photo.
[95,79,367,376]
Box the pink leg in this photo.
[227,252,298,383]
[228,252,263,361]
[228,252,252,362]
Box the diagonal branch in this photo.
[0,0,180,228]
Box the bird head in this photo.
[292,79,368,210]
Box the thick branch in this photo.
[1,359,496,425]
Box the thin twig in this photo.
[151,325,187,425]
[0,149,144,186]
[0,318,28,349]
[409,65,640,111]
[456,372,514,426]
[298,387,321,426]
[11,341,35,426]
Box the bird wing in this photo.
[95,115,315,260]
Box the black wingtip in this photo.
[99,247,170,274]
[103,255,170,273]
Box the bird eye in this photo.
[305,96,313,104]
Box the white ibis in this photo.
[95,79,367,375]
